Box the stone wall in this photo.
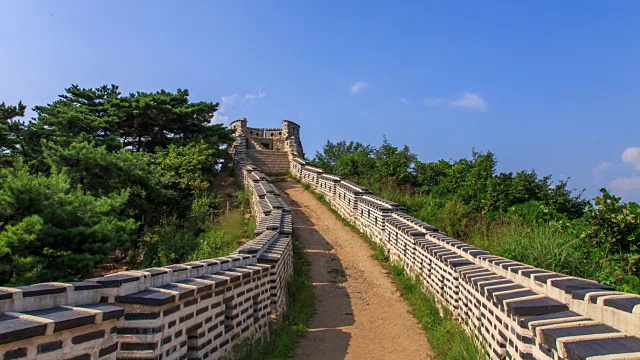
[229,119,303,158]
[292,157,640,360]
[0,159,293,360]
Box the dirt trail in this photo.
[276,180,434,360]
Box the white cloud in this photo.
[622,147,640,170]
[212,88,267,124]
[450,91,488,112]
[212,94,238,124]
[424,97,444,107]
[593,161,612,181]
[245,89,266,102]
[350,81,368,95]
[611,176,640,197]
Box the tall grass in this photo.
[389,264,481,360]
[190,209,254,261]
[351,176,617,286]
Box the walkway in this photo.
[276,180,435,360]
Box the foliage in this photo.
[313,139,640,292]
[0,164,137,284]
[0,85,235,284]
[389,264,481,360]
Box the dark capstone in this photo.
[541,324,618,351]
[120,342,157,351]
[603,296,640,313]
[183,262,205,269]
[177,278,213,294]
[124,312,159,320]
[23,307,95,332]
[216,271,242,283]
[165,264,188,273]
[142,268,169,277]
[16,284,66,297]
[3,347,27,359]
[76,303,124,321]
[519,269,548,278]
[478,280,513,293]
[510,265,533,274]
[115,290,175,306]
[85,273,141,288]
[72,329,105,344]
[159,284,195,300]
[0,290,12,301]
[37,340,63,354]
[237,246,260,254]
[533,273,566,284]
[66,282,102,291]
[471,275,503,287]
[564,336,640,360]
[494,289,538,305]
[500,262,523,270]
[550,278,613,294]
[488,258,510,266]
[571,288,615,301]
[506,297,569,317]
[486,284,524,298]
[98,343,117,357]
[447,259,474,268]
[0,315,47,345]
[517,310,581,329]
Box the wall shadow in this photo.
[294,329,352,360]
[275,180,354,359]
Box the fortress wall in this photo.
[0,157,293,360]
[292,156,640,360]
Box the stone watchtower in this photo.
[230,119,304,175]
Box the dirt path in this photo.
[276,180,434,360]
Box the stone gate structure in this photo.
[230,119,303,177]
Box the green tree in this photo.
[312,140,375,173]
[374,138,417,184]
[0,101,27,165]
[0,164,137,284]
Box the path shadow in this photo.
[294,329,351,360]
[275,181,354,359]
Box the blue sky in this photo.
[2,1,640,201]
